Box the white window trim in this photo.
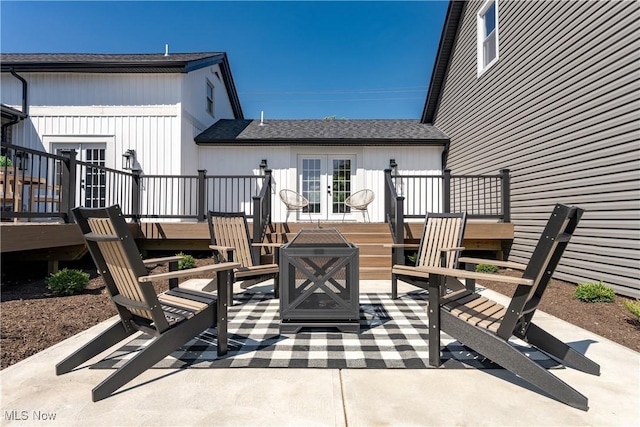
[206,79,215,117]
[477,0,500,77]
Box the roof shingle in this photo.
[195,119,448,145]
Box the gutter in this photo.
[1,68,28,141]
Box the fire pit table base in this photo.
[279,228,360,335]
[280,319,360,335]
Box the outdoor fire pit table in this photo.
[279,228,359,334]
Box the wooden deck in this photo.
[0,221,513,278]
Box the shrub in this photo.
[0,156,12,167]
[574,281,615,303]
[46,268,89,295]
[406,252,418,265]
[177,252,196,270]
[475,264,499,273]
[623,299,640,319]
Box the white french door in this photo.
[298,155,355,221]
[52,143,107,208]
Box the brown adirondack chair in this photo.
[0,172,22,222]
[56,205,239,402]
[207,211,280,301]
[389,212,468,299]
[395,204,600,410]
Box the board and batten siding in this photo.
[182,65,237,175]
[433,0,640,297]
[198,145,444,223]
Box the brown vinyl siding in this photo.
[433,0,640,297]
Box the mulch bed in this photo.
[1,258,638,370]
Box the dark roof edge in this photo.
[0,54,226,74]
[0,53,244,119]
[421,0,466,124]
[195,139,448,146]
[1,104,27,120]
[218,54,244,119]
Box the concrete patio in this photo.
[1,281,638,426]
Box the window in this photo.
[477,0,499,76]
[206,80,215,116]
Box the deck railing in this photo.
[0,142,273,242]
[3,142,509,246]
[384,168,510,243]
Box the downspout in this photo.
[1,68,28,141]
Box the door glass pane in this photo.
[302,158,321,213]
[332,159,351,214]
[85,148,106,208]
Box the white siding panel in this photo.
[197,145,444,223]
[22,114,179,175]
[1,72,181,108]
[433,0,640,296]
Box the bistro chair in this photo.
[343,189,375,222]
[279,189,312,223]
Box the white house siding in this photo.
[1,72,180,107]
[364,146,444,221]
[183,65,236,175]
[198,145,444,223]
[2,72,183,172]
[432,0,640,296]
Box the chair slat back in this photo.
[208,212,255,268]
[74,205,167,331]
[86,217,151,320]
[416,213,466,269]
[498,204,583,339]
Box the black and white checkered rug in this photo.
[91,291,558,370]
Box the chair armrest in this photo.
[459,257,527,271]
[252,243,283,247]
[138,262,241,283]
[143,255,182,267]
[391,265,533,286]
[383,243,420,249]
[209,245,235,252]
[439,246,465,252]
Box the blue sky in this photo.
[0,1,449,120]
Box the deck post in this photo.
[59,149,77,223]
[443,169,451,213]
[265,170,272,225]
[384,169,391,222]
[131,170,141,222]
[197,170,207,222]
[500,168,511,223]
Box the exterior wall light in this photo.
[389,159,398,174]
[122,149,136,170]
[15,151,29,171]
[259,159,268,175]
